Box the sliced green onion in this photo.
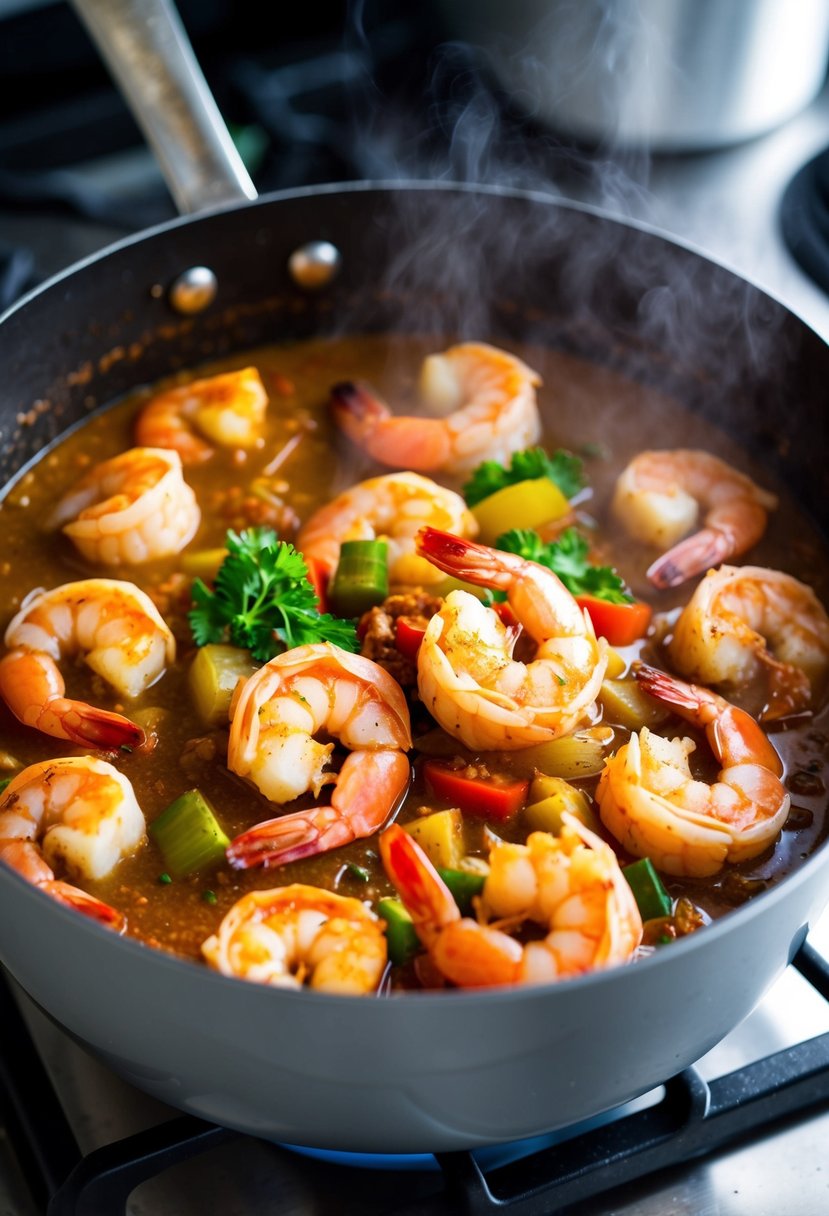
[346,862,371,883]
[622,857,672,921]
[328,539,389,617]
[149,790,230,877]
[436,868,486,915]
[377,897,421,965]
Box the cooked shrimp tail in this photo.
[227,750,410,868]
[635,662,784,776]
[43,880,126,928]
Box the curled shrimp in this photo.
[380,819,641,987]
[413,527,608,750]
[596,664,790,878]
[668,565,829,721]
[330,342,541,474]
[226,643,411,867]
[612,450,777,589]
[134,367,269,463]
[0,756,147,929]
[50,447,200,565]
[0,579,175,748]
[297,471,478,585]
[201,884,387,993]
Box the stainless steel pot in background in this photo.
[435,0,829,150]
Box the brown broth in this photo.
[0,334,827,968]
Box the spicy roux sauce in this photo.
[0,334,826,964]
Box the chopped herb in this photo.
[202,889,218,905]
[158,872,172,885]
[495,527,632,604]
[462,447,584,507]
[188,527,359,662]
[120,744,134,754]
[0,776,12,796]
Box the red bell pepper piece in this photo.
[575,595,651,647]
[304,557,330,614]
[394,617,427,661]
[423,760,529,822]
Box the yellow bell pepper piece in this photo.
[471,478,570,544]
[404,809,464,869]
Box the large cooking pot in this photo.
[0,0,827,1154]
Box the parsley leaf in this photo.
[495,527,632,604]
[188,528,359,662]
[462,447,584,507]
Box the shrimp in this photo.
[413,527,608,750]
[201,884,387,993]
[134,367,268,463]
[50,447,200,565]
[380,819,641,987]
[611,450,777,589]
[668,565,829,720]
[297,471,478,585]
[226,643,411,867]
[0,579,175,748]
[330,342,541,474]
[0,756,147,929]
[596,664,789,878]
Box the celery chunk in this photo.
[149,790,230,877]
[189,644,258,726]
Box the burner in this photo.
[780,144,829,295]
[2,944,828,1215]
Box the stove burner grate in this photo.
[1,943,828,1215]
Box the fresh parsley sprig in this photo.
[462,447,584,507]
[188,528,359,661]
[495,527,632,604]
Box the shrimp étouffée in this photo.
[50,447,200,565]
[134,367,269,463]
[330,342,541,474]
[0,579,175,749]
[612,450,777,589]
[0,756,147,929]
[380,819,642,987]
[668,565,829,720]
[297,471,478,585]
[201,884,387,993]
[226,643,411,867]
[414,527,608,750]
[597,664,790,878]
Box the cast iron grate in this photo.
[1,943,828,1216]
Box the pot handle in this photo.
[70,0,257,215]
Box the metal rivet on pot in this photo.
[288,241,342,290]
[169,266,218,315]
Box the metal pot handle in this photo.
[70,0,257,214]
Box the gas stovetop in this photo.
[2,9,829,1214]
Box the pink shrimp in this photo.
[0,580,175,749]
[0,756,148,930]
[226,643,411,867]
[612,450,777,589]
[134,367,268,463]
[413,526,607,749]
[379,819,642,988]
[330,342,541,474]
[597,664,790,877]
